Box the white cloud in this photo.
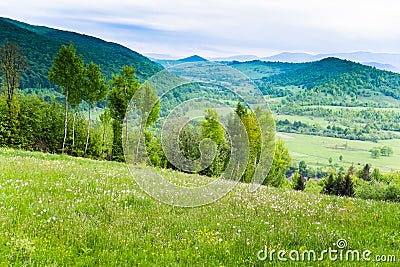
[1,0,400,56]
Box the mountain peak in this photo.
[178,55,208,62]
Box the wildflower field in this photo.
[0,148,399,266]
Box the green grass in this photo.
[280,133,400,171]
[0,148,399,266]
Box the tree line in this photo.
[291,160,400,202]
[4,40,398,201]
[0,41,294,185]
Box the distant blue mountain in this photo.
[362,62,399,73]
[178,55,208,62]
[210,55,260,62]
[262,52,316,63]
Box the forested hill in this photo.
[0,17,163,89]
[230,58,400,106]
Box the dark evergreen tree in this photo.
[343,172,355,197]
[235,102,247,118]
[333,173,345,196]
[298,160,308,177]
[360,163,371,181]
[322,172,335,195]
[294,171,305,191]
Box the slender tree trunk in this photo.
[101,124,106,155]
[135,123,143,162]
[62,89,69,153]
[84,104,91,155]
[112,120,124,162]
[72,108,76,149]
[125,112,129,145]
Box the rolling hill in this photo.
[229,58,400,106]
[0,17,163,90]
[262,51,400,72]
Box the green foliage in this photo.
[111,119,124,162]
[0,41,26,146]
[0,93,103,156]
[239,110,262,183]
[144,130,167,168]
[298,160,307,177]
[239,58,400,104]
[199,108,228,177]
[332,173,345,195]
[358,163,371,181]
[82,62,109,154]
[304,178,323,194]
[369,146,394,158]
[48,43,85,151]
[321,172,335,195]
[264,139,292,187]
[370,147,381,158]
[48,43,84,99]
[109,65,138,121]
[371,168,382,181]
[355,171,400,202]
[82,62,108,107]
[322,167,355,197]
[108,65,140,161]
[201,108,225,145]
[343,170,355,197]
[293,171,305,191]
[99,108,113,159]
[380,146,394,157]
[131,82,160,162]
[0,41,26,103]
[135,82,160,128]
[179,123,201,164]
[275,105,400,142]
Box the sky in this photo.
[1,0,400,58]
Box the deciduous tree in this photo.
[82,62,108,154]
[48,43,84,152]
[0,41,26,106]
[108,65,139,161]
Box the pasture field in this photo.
[0,148,399,266]
[280,133,400,171]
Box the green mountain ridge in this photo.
[0,17,162,90]
[229,58,400,106]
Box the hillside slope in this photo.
[262,51,400,72]
[229,58,400,106]
[0,148,399,266]
[0,17,163,89]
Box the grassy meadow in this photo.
[280,133,400,172]
[0,148,399,266]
